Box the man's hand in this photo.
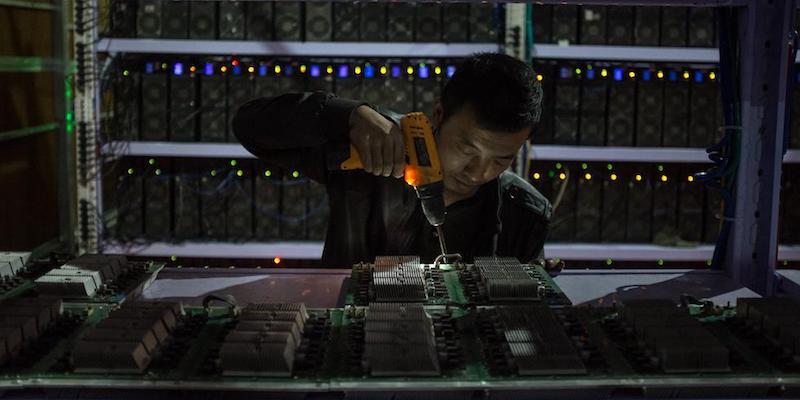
[348,105,405,178]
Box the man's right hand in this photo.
[348,105,405,178]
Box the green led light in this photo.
[605,259,612,266]
[127,168,134,175]
[211,169,217,177]
[586,65,593,70]
[657,259,664,266]
[575,68,582,75]
[230,160,237,167]
[555,163,562,169]
[581,163,588,170]
[155,169,161,175]
[123,70,130,76]
[607,163,613,171]
[548,170,555,178]
[148,158,155,165]
[64,77,74,136]
[707,260,713,266]
[292,170,300,178]
[236,170,243,177]
[170,255,177,262]
[657,165,664,172]
[264,170,272,177]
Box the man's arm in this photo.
[497,172,553,263]
[232,91,366,183]
[232,91,404,182]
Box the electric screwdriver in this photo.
[339,112,448,257]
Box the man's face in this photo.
[433,101,530,201]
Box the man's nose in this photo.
[464,158,491,183]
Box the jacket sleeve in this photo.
[496,174,553,264]
[232,91,367,183]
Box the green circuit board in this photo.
[346,261,570,307]
[1,301,799,393]
[1,256,799,395]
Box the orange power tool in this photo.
[340,112,448,256]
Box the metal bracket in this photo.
[72,0,101,254]
[726,0,795,296]
[0,123,57,143]
[0,0,59,11]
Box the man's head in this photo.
[432,53,543,202]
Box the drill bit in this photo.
[435,225,448,258]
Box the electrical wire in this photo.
[693,8,742,270]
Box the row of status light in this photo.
[530,163,700,183]
[167,255,284,266]
[536,65,717,83]
[126,158,303,180]
[134,60,457,79]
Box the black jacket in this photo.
[233,91,552,267]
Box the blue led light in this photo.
[258,65,267,76]
[559,67,569,79]
[338,64,348,78]
[285,65,294,76]
[173,63,184,75]
[391,65,401,77]
[694,71,703,82]
[446,65,456,78]
[232,65,241,75]
[364,64,375,78]
[642,70,651,81]
[419,65,429,78]
[145,62,155,74]
[613,68,623,81]
[310,64,320,77]
[668,71,678,81]
[204,63,213,76]
[586,68,595,79]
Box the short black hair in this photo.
[440,53,542,135]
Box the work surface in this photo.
[2,256,800,400]
[138,266,761,307]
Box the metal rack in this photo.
[0,0,74,256]
[96,38,499,58]
[101,240,800,263]
[101,141,800,164]
[75,1,797,296]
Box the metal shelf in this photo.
[97,38,499,58]
[102,141,255,159]
[103,241,324,260]
[531,44,719,63]
[548,243,800,262]
[530,145,714,163]
[98,39,788,64]
[103,141,800,164]
[102,241,800,262]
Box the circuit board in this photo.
[0,299,799,395]
[0,254,164,305]
[347,256,570,307]
[1,255,800,396]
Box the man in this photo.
[234,53,551,267]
